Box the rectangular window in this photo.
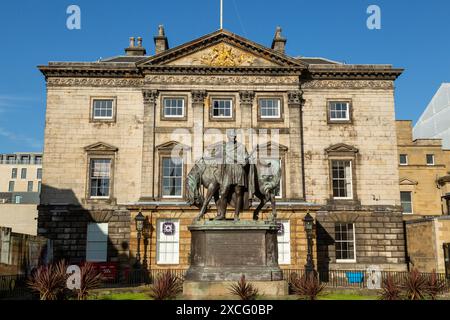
[163,97,185,118]
[212,99,232,118]
[8,181,14,192]
[7,156,15,164]
[426,154,435,166]
[156,219,180,264]
[0,229,11,265]
[37,168,42,179]
[401,191,413,214]
[89,159,111,198]
[399,154,408,165]
[260,98,281,119]
[329,102,350,121]
[21,168,27,179]
[277,221,291,265]
[14,195,22,204]
[162,157,183,198]
[331,160,353,199]
[11,168,17,179]
[27,181,33,192]
[86,223,108,262]
[92,99,114,120]
[34,156,42,165]
[335,223,356,262]
[38,181,42,193]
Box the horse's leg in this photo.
[270,193,277,222]
[253,193,266,221]
[195,183,216,221]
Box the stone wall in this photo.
[0,204,38,235]
[316,209,407,271]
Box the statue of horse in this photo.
[186,155,281,222]
[249,158,281,222]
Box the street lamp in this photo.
[303,211,315,275]
[135,210,145,267]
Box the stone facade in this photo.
[37,27,407,272]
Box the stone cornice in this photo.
[47,77,145,87]
[38,65,141,79]
[301,79,395,90]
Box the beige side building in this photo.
[396,121,450,218]
[0,153,42,235]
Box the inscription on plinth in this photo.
[185,220,283,281]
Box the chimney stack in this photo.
[154,25,169,55]
[125,36,147,56]
[271,26,287,54]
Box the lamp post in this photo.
[135,210,145,268]
[303,211,315,275]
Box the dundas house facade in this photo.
[37,26,407,272]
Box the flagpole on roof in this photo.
[220,0,223,29]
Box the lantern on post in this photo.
[134,210,145,267]
[303,211,315,275]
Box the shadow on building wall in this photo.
[315,222,334,280]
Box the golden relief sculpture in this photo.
[198,43,255,67]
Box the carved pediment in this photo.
[84,142,118,153]
[325,143,359,155]
[256,141,288,153]
[399,178,418,186]
[156,141,191,151]
[138,30,306,69]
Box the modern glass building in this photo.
[413,83,450,149]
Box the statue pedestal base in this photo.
[183,280,288,299]
[185,220,283,282]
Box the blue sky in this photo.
[0,0,449,153]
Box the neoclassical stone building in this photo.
[38,26,407,272]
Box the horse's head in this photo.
[256,159,282,196]
[185,160,205,208]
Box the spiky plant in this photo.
[402,268,427,300]
[27,260,68,300]
[229,275,259,300]
[379,275,402,300]
[290,272,326,300]
[149,270,183,300]
[77,263,103,300]
[425,270,447,300]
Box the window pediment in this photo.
[84,142,118,153]
[325,143,358,156]
[399,178,418,186]
[156,141,191,152]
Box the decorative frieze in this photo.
[145,75,299,86]
[302,80,394,90]
[47,78,144,87]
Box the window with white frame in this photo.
[14,195,22,204]
[399,154,408,165]
[400,191,413,214]
[92,99,114,120]
[331,160,353,199]
[156,219,180,264]
[426,154,435,166]
[163,97,185,118]
[162,157,183,198]
[86,223,108,262]
[335,223,356,262]
[212,99,232,118]
[11,168,17,179]
[277,221,291,265]
[8,181,14,192]
[259,98,281,119]
[329,102,350,121]
[89,159,111,198]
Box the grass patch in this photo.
[319,293,377,300]
[90,292,151,300]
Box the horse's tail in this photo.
[185,163,204,208]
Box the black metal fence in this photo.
[1,268,449,299]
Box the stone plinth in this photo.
[185,220,283,282]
